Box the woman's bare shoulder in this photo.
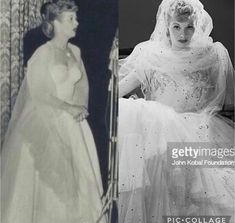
[28,42,52,63]
[68,43,81,57]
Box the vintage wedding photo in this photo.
[1,0,235,223]
[118,0,234,222]
[1,0,118,222]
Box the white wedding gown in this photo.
[1,42,106,223]
[118,41,235,223]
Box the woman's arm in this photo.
[27,45,84,118]
[215,42,234,110]
[27,45,68,110]
[70,45,89,108]
[72,60,89,108]
[119,72,141,98]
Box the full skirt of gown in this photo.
[1,105,106,223]
[118,98,235,223]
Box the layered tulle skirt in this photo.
[118,98,234,223]
[1,105,106,223]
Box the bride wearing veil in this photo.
[118,0,234,222]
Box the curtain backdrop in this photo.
[0,0,48,145]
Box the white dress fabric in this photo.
[118,0,234,222]
[1,42,106,223]
[118,42,235,223]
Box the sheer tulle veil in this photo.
[119,0,234,115]
[1,44,66,214]
[150,0,213,46]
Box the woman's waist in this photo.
[23,101,72,121]
[54,83,75,102]
[146,95,207,113]
[19,105,85,136]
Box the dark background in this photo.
[119,0,234,64]
[24,0,118,192]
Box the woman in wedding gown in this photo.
[1,1,106,222]
[118,0,234,222]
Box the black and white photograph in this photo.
[1,0,118,222]
[1,0,235,222]
[118,0,234,222]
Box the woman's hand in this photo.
[74,106,89,122]
[66,104,89,122]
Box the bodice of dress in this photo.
[141,68,214,112]
[50,63,82,104]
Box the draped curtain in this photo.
[0,0,49,145]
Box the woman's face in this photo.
[55,11,79,39]
[168,16,195,49]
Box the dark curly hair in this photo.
[41,0,78,38]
